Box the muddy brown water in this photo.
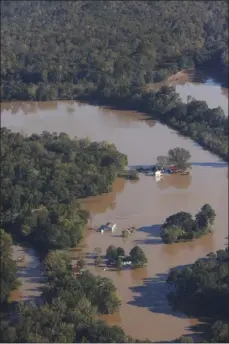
[1,75,228,342]
[148,68,228,116]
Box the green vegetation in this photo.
[157,147,191,171]
[0,229,19,307]
[135,87,228,161]
[160,204,216,243]
[1,1,228,103]
[106,245,147,269]
[1,128,127,253]
[168,248,229,343]
[130,246,148,268]
[0,251,137,343]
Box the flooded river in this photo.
[1,74,228,341]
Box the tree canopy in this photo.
[160,204,216,243]
[1,129,127,252]
[168,248,229,343]
[157,147,191,170]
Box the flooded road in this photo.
[1,74,228,341]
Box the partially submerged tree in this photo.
[161,205,216,243]
[130,246,148,267]
[168,147,191,170]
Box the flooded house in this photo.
[99,222,116,234]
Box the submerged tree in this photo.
[168,147,191,170]
[130,246,147,267]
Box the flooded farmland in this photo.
[1,73,228,341]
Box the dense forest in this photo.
[168,248,229,343]
[1,0,228,102]
[1,128,127,252]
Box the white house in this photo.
[99,222,116,233]
[155,170,162,182]
[155,170,162,178]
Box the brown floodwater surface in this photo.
[1,76,228,341]
[148,69,228,115]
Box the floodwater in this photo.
[148,68,228,115]
[1,74,228,342]
[10,245,43,304]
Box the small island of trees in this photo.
[157,147,191,173]
[160,204,216,244]
[106,245,148,269]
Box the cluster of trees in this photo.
[0,251,138,343]
[106,245,148,269]
[157,147,191,171]
[0,229,19,308]
[160,204,216,243]
[168,248,229,343]
[1,128,127,252]
[1,1,228,102]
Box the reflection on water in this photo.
[1,93,228,342]
[157,174,192,190]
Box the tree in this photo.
[44,250,71,280]
[160,225,184,244]
[95,256,102,266]
[163,212,194,232]
[116,257,123,270]
[168,147,191,171]
[116,247,125,257]
[75,320,130,343]
[200,204,216,225]
[195,204,216,231]
[157,155,169,167]
[105,245,117,261]
[130,246,147,267]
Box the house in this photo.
[105,222,116,232]
[99,222,116,233]
[122,260,132,266]
[155,170,162,178]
